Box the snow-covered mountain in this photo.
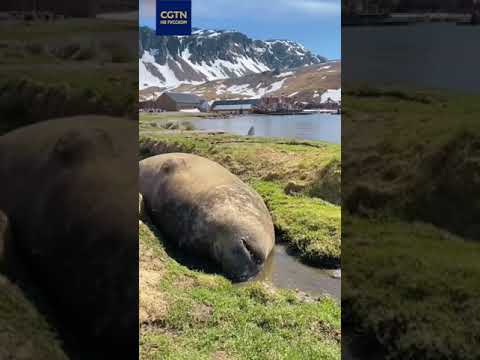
[139,26,327,90]
[140,60,341,104]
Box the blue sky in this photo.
[140,0,341,60]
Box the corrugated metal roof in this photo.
[163,92,204,104]
[211,99,260,107]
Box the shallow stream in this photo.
[246,244,340,300]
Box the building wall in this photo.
[154,94,203,111]
[176,102,200,110]
[155,95,178,111]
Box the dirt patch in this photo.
[211,351,233,360]
[139,241,167,325]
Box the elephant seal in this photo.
[139,153,275,281]
[0,116,138,358]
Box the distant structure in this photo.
[253,95,303,114]
[139,100,161,113]
[0,0,97,17]
[155,92,206,112]
[211,99,260,114]
[319,98,341,110]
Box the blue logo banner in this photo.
[156,0,192,36]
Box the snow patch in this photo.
[275,71,294,78]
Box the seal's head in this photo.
[214,225,273,282]
[206,193,275,282]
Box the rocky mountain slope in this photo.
[139,26,327,91]
[140,60,341,104]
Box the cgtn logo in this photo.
[160,11,188,23]
[156,0,192,36]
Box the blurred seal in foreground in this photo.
[0,116,138,358]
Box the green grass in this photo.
[343,217,480,360]
[140,222,340,360]
[0,275,68,360]
[253,181,340,267]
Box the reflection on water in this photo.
[248,244,340,300]
[192,113,341,144]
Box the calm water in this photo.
[193,113,341,144]
[250,245,340,300]
[344,23,480,92]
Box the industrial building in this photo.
[211,99,260,114]
[154,92,207,112]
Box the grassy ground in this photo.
[0,275,68,360]
[343,217,480,360]
[139,132,341,267]
[140,221,340,360]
